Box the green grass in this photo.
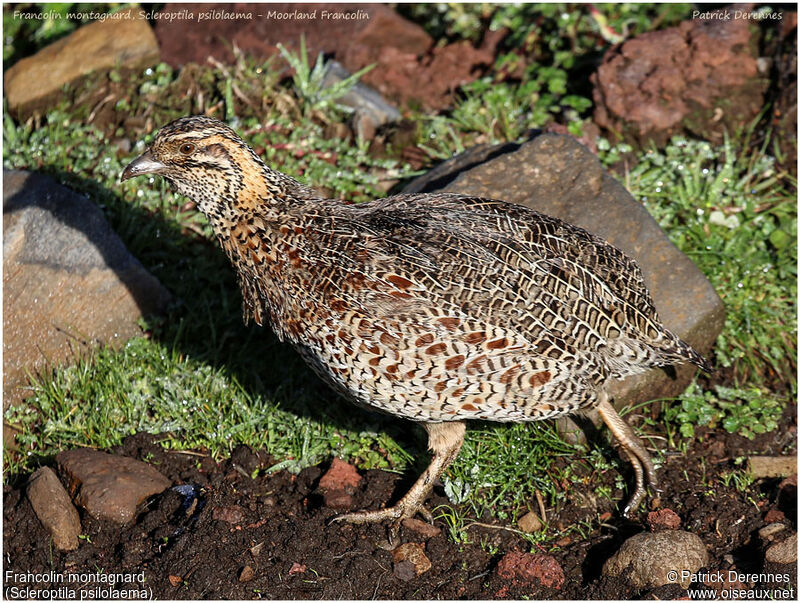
[620,134,796,386]
[3,4,796,545]
[606,131,796,452]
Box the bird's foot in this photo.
[330,498,434,543]
[330,422,466,543]
[595,395,660,518]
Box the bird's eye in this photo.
[179,143,195,155]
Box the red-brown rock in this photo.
[26,467,82,551]
[155,3,431,69]
[592,9,768,146]
[319,457,362,492]
[57,449,171,524]
[288,562,307,575]
[317,457,361,510]
[354,29,505,110]
[154,3,503,110]
[648,508,682,531]
[401,517,442,538]
[764,508,786,524]
[496,551,565,590]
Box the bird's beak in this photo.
[120,149,167,181]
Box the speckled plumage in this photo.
[123,116,710,530]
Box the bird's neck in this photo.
[187,149,318,232]
[191,150,322,330]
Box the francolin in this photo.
[122,116,711,534]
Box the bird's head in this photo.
[121,116,288,224]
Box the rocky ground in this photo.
[3,401,796,599]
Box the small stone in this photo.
[323,490,354,511]
[250,542,264,557]
[319,458,362,491]
[57,449,171,524]
[318,458,362,510]
[648,508,682,531]
[239,565,255,583]
[27,467,81,551]
[393,560,417,582]
[764,508,786,524]
[759,523,788,541]
[766,533,798,565]
[401,517,441,538]
[518,511,543,533]
[392,542,432,577]
[212,505,246,525]
[168,575,182,587]
[602,531,708,589]
[749,456,797,478]
[496,552,565,590]
[288,562,307,576]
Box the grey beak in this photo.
[121,150,167,181]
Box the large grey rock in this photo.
[602,530,708,589]
[3,170,171,410]
[27,466,82,551]
[403,134,725,410]
[4,7,159,118]
[57,449,171,524]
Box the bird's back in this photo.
[230,192,706,422]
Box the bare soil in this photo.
[3,404,796,600]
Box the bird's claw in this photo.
[329,501,435,543]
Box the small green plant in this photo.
[662,382,784,440]
[445,421,579,520]
[720,468,756,493]
[715,386,783,439]
[478,534,500,556]
[434,504,471,544]
[277,36,374,117]
[594,484,613,501]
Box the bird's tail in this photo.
[658,333,714,374]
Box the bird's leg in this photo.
[594,391,658,516]
[332,421,466,538]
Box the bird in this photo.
[121,115,711,534]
